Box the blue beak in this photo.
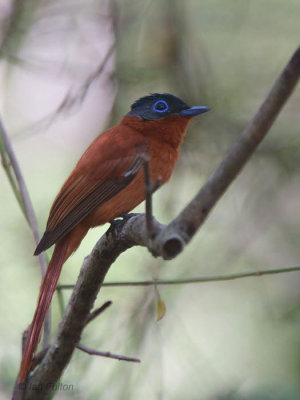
[180,106,210,117]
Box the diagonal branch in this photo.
[0,118,50,348]
[152,45,300,259]
[16,45,300,400]
[77,343,140,363]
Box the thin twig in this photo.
[0,137,25,216]
[85,301,112,325]
[143,153,154,240]
[0,116,50,348]
[143,154,161,241]
[77,343,140,363]
[57,264,300,290]
[22,302,113,374]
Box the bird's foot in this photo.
[117,212,140,221]
[107,213,141,239]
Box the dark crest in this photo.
[127,93,190,121]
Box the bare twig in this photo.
[86,301,112,325]
[77,343,140,363]
[25,302,113,372]
[0,137,25,216]
[143,154,155,240]
[57,264,300,289]
[142,153,162,242]
[0,117,50,348]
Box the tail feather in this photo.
[18,237,70,383]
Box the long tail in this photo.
[18,236,70,383]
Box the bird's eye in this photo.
[153,100,168,113]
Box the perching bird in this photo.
[17,93,209,383]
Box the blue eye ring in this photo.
[153,100,168,113]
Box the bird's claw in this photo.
[107,213,140,239]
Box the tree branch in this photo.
[151,45,300,259]
[16,46,300,400]
[21,215,153,400]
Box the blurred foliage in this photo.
[0,0,300,399]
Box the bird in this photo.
[17,92,209,383]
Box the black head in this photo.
[127,93,210,121]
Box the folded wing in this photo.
[35,131,148,254]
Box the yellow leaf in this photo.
[156,296,166,321]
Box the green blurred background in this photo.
[0,0,300,399]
